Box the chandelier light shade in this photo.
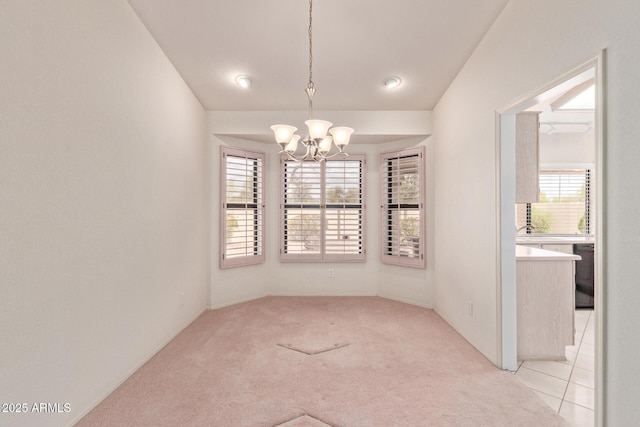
[318,136,332,153]
[329,126,355,148]
[285,134,301,152]
[271,0,353,162]
[305,119,332,140]
[271,124,297,149]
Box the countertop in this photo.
[515,235,595,245]
[516,244,582,261]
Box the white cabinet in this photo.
[515,112,540,203]
[516,245,579,360]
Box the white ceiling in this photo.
[528,68,595,135]
[127,0,509,112]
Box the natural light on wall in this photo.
[557,84,595,110]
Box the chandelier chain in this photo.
[306,0,314,118]
[270,0,353,162]
[308,0,313,89]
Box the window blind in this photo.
[324,160,364,256]
[282,160,322,256]
[516,169,591,235]
[281,155,365,262]
[221,147,265,268]
[380,147,425,268]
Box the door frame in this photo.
[495,51,605,424]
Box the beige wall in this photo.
[433,0,640,424]
[0,1,207,426]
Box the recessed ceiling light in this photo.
[382,76,402,89]
[235,75,252,88]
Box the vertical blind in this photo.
[381,147,425,268]
[281,155,365,262]
[221,147,264,268]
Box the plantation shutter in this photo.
[221,147,265,268]
[380,147,425,268]
[282,160,323,259]
[324,158,365,260]
[281,155,366,262]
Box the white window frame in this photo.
[280,154,366,263]
[380,146,426,268]
[220,146,265,268]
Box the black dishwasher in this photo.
[573,243,594,309]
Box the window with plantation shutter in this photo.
[516,169,592,235]
[220,146,265,268]
[281,155,366,262]
[381,147,425,268]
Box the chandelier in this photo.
[270,0,354,162]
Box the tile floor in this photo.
[515,309,595,427]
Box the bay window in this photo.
[280,155,366,262]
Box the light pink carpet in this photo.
[77,297,568,426]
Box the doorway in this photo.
[497,52,604,425]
